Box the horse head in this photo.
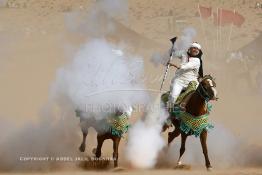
[198,75,218,101]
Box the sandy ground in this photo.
[1,168,262,175]
[0,0,261,174]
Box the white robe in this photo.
[169,50,200,103]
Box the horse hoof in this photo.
[174,164,191,170]
[177,161,182,165]
[111,167,125,172]
[207,166,213,171]
[79,144,85,152]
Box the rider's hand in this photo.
[167,62,174,67]
[168,62,180,69]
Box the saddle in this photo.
[161,81,198,111]
[179,91,195,111]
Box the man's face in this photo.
[189,47,200,56]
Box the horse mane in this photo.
[202,74,213,81]
[200,74,216,86]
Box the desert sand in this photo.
[0,0,261,174]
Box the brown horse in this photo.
[165,75,218,171]
[76,110,130,168]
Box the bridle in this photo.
[196,76,216,102]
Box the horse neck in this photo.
[185,91,207,117]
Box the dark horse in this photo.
[76,109,130,168]
[163,75,218,171]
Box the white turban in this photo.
[190,42,201,50]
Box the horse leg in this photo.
[79,130,88,152]
[177,132,188,165]
[200,130,212,170]
[95,134,105,158]
[168,119,180,146]
[112,137,121,168]
[162,123,169,132]
[168,128,180,146]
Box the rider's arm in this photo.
[179,58,200,70]
[167,50,187,68]
[172,50,187,59]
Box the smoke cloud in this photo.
[52,38,149,120]
[0,103,80,171]
[125,94,168,168]
[151,27,197,66]
[0,0,261,172]
[0,0,149,171]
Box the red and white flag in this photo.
[198,5,212,19]
[213,8,245,27]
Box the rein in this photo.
[196,82,211,102]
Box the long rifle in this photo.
[160,37,177,91]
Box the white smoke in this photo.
[1,0,261,172]
[173,27,197,51]
[151,27,197,66]
[0,0,149,171]
[0,103,80,171]
[60,0,149,120]
[125,94,168,168]
[52,39,149,120]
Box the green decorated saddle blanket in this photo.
[173,104,214,137]
[76,109,130,137]
[106,112,130,137]
[161,81,214,137]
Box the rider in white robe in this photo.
[168,42,203,105]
